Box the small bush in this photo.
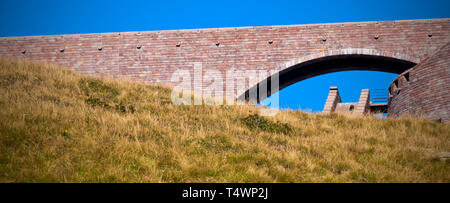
[115,104,136,114]
[0,73,28,86]
[80,79,136,113]
[242,114,292,134]
[79,78,119,98]
[86,96,109,108]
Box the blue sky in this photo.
[1,0,449,111]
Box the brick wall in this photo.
[1,19,449,96]
[323,86,341,113]
[355,89,370,115]
[323,87,371,115]
[388,43,450,122]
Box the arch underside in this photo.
[239,54,417,103]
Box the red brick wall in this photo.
[388,43,450,122]
[1,19,449,84]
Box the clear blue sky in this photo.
[1,0,449,111]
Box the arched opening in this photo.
[238,54,417,104]
[259,70,398,113]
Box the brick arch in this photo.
[278,48,420,69]
[238,49,417,102]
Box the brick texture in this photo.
[355,89,370,115]
[323,86,341,113]
[324,87,371,115]
[388,42,450,122]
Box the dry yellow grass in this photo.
[0,59,449,182]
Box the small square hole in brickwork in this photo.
[21,50,26,54]
[60,48,65,53]
[215,42,220,47]
[404,72,410,82]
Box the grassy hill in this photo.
[0,59,448,182]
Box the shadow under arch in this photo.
[238,54,417,103]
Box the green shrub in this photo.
[79,78,119,98]
[242,114,292,134]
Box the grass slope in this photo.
[0,59,449,182]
